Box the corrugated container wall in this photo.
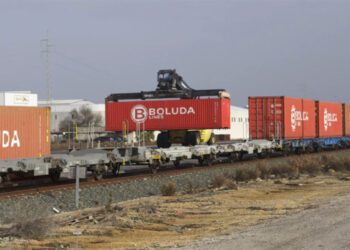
[344,104,350,136]
[106,98,231,132]
[316,101,343,138]
[0,106,50,160]
[249,96,316,140]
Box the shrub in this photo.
[299,157,321,175]
[235,168,260,182]
[270,162,298,179]
[184,180,195,194]
[212,175,226,188]
[256,161,271,179]
[160,182,177,196]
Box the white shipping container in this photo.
[0,92,38,107]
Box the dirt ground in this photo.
[177,191,350,250]
[2,172,350,250]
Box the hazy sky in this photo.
[0,0,349,106]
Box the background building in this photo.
[214,105,249,140]
[39,99,105,133]
[0,91,38,107]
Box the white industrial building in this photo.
[0,91,38,107]
[214,105,249,140]
[39,99,105,133]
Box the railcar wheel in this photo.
[205,158,213,166]
[173,160,181,168]
[92,169,103,180]
[49,168,61,182]
[150,165,160,174]
[93,162,106,181]
[257,153,264,159]
[149,160,161,174]
[203,155,214,166]
[112,163,121,177]
[228,153,237,163]
[0,174,7,184]
[198,158,204,166]
[305,146,313,154]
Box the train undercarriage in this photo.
[1,137,350,184]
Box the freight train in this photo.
[0,70,349,182]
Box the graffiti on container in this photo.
[1,130,21,148]
[131,105,195,123]
[323,108,338,131]
[290,105,309,132]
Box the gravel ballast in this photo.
[0,162,247,222]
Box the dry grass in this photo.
[160,182,177,196]
[224,179,239,190]
[321,154,350,172]
[0,217,52,240]
[256,161,271,179]
[136,201,157,214]
[230,153,350,183]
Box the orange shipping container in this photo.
[316,101,343,138]
[249,96,316,140]
[0,106,50,160]
[343,104,350,136]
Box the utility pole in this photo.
[75,164,80,208]
[41,31,53,105]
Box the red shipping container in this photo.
[0,106,51,160]
[106,98,231,131]
[316,101,343,138]
[344,104,350,136]
[249,96,316,140]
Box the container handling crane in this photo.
[106,69,230,148]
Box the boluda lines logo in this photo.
[131,105,148,123]
[0,130,21,149]
[323,108,338,131]
[290,105,309,132]
[131,105,196,123]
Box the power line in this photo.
[53,49,116,81]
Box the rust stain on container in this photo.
[0,106,51,160]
